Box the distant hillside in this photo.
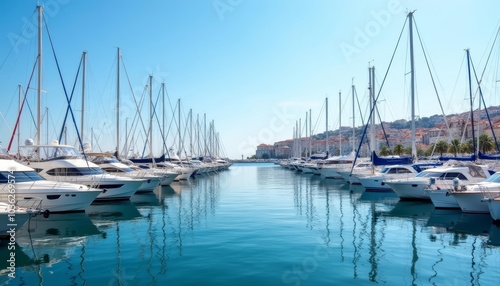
[312,105,500,139]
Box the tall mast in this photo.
[36,5,43,147]
[351,80,355,153]
[189,109,193,157]
[409,11,417,159]
[466,49,476,157]
[339,90,342,156]
[81,51,87,143]
[325,97,329,157]
[299,118,302,157]
[149,75,153,158]
[309,109,312,156]
[369,66,376,154]
[116,47,120,156]
[305,111,308,157]
[204,113,207,157]
[162,82,165,155]
[178,98,181,156]
[18,84,22,155]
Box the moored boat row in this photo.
[278,156,500,222]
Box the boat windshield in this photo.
[485,172,500,183]
[102,167,134,173]
[21,145,82,160]
[415,171,443,178]
[46,167,104,176]
[0,171,44,183]
[92,156,119,164]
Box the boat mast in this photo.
[369,66,376,155]
[204,113,207,157]
[339,90,342,156]
[466,49,476,158]
[325,97,329,157]
[298,118,302,157]
[409,11,417,159]
[305,112,308,157]
[189,109,193,157]
[81,51,87,144]
[36,5,43,148]
[309,109,312,157]
[116,47,120,157]
[162,82,166,156]
[178,98,181,157]
[149,75,153,159]
[18,84,22,156]
[351,80,355,153]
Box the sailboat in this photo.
[12,7,142,201]
[357,12,444,192]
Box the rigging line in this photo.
[312,99,325,137]
[375,104,392,152]
[57,56,83,143]
[25,92,38,130]
[43,16,86,161]
[0,10,37,72]
[470,55,500,153]
[7,59,38,152]
[350,14,409,175]
[121,59,150,144]
[151,85,171,158]
[0,112,13,135]
[414,18,451,140]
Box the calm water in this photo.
[2,163,500,285]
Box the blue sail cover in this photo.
[129,154,166,164]
[371,151,413,166]
[438,154,475,162]
[478,152,500,160]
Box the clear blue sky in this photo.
[1,0,499,159]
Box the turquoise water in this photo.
[2,163,500,285]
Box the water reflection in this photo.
[11,213,101,285]
[285,166,500,284]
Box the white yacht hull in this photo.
[428,189,460,209]
[452,192,490,214]
[386,180,429,200]
[486,198,500,220]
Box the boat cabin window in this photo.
[0,171,45,183]
[416,171,442,178]
[46,167,104,176]
[102,167,134,173]
[387,168,412,174]
[439,172,468,180]
[485,172,500,183]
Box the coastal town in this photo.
[256,106,500,159]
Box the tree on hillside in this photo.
[393,144,404,156]
[424,143,435,157]
[404,146,412,155]
[460,140,474,154]
[379,145,390,156]
[448,139,461,157]
[479,134,494,153]
[434,140,449,157]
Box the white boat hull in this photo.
[452,192,490,214]
[386,181,429,200]
[428,189,460,209]
[486,198,500,220]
